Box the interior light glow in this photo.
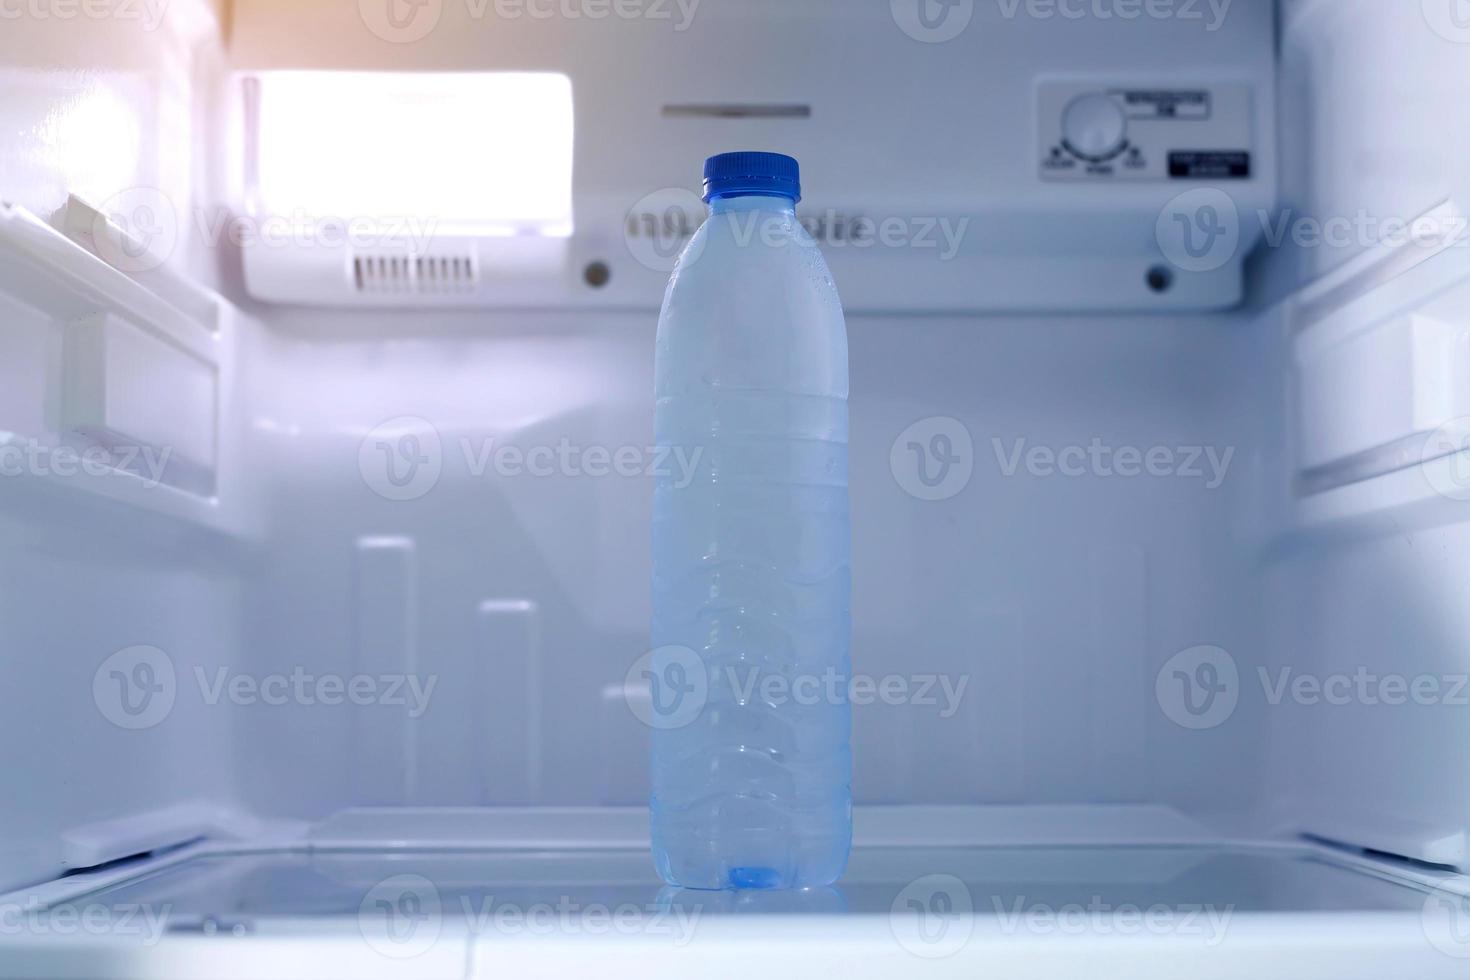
[48,85,143,202]
[250,72,574,237]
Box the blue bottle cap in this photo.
[702,151,801,203]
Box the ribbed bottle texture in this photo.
[650,171,851,891]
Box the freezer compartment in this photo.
[1,807,1465,980]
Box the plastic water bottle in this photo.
[649,151,851,890]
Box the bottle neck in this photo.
[708,193,797,215]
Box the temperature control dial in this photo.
[1062,93,1128,161]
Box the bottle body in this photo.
[650,192,852,890]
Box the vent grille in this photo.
[352,253,478,294]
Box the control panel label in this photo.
[1039,82,1252,183]
[1118,90,1211,120]
[1168,151,1251,179]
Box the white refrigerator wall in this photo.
[0,0,1468,900]
[0,0,260,893]
[1260,0,1470,867]
[1277,0,1470,282]
[233,307,1264,821]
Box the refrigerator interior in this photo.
[3,0,1470,975]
